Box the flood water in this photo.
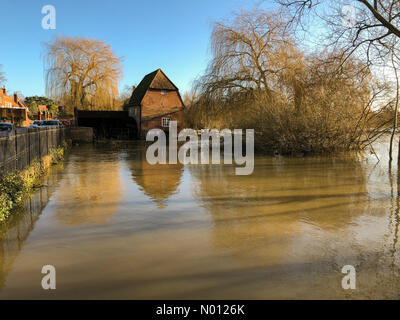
[0,138,400,299]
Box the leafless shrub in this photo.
[187,9,391,154]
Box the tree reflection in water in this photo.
[0,165,63,291]
[1,139,400,298]
[188,149,400,299]
[54,146,124,226]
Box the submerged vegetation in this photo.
[0,146,65,222]
[185,9,394,155]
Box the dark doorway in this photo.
[75,110,138,140]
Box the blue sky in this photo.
[0,0,273,98]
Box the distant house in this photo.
[34,105,52,120]
[0,86,29,126]
[128,69,185,138]
[38,105,47,113]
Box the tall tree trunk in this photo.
[390,54,399,162]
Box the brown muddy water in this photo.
[0,137,399,299]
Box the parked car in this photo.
[30,120,63,128]
[41,120,63,128]
[0,122,14,132]
[30,120,44,128]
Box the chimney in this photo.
[1,85,5,96]
[14,93,18,103]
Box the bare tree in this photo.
[196,10,305,104]
[183,90,199,107]
[188,8,389,153]
[278,0,400,158]
[0,64,6,85]
[44,36,123,112]
[120,84,135,103]
[389,49,400,161]
[279,1,400,39]
[277,0,400,71]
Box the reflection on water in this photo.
[0,166,63,291]
[130,148,183,208]
[0,139,399,299]
[54,151,123,226]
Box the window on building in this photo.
[162,117,171,127]
[161,90,166,95]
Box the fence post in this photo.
[14,130,17,173]
[38,129,41,159]
[28,129,30,166]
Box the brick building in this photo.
[32,105,52,120]
[128,69,185,138]
[0,86,29,126]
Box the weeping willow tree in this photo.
[196,10,301,99]
[44,36,123,113]
[187,9,390,154]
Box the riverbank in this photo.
[0,143,67,222]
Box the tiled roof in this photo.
[128,69,178,106]
[38,105,48,112]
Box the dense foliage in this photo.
[24,96,58,115]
